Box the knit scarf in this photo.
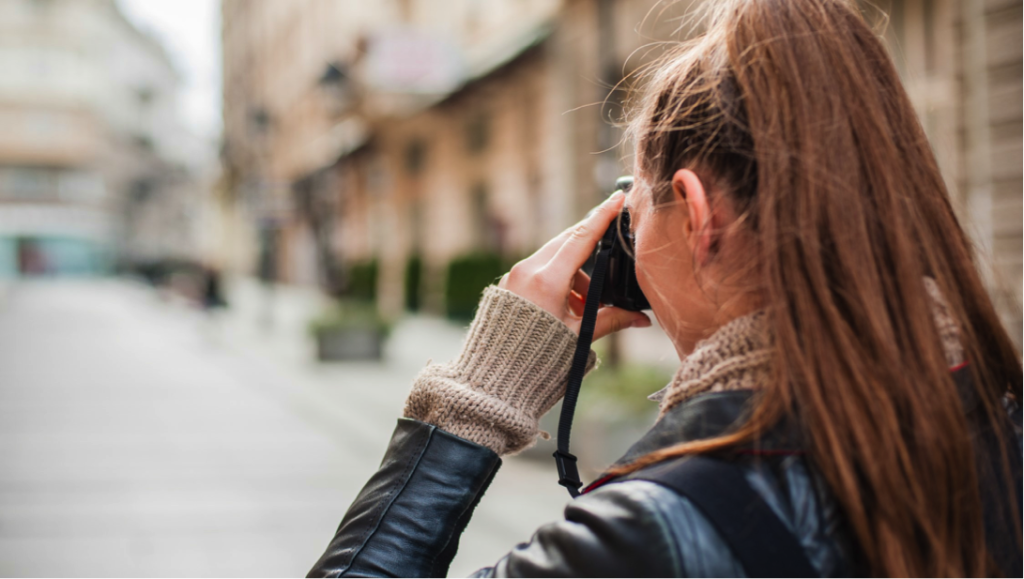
[650,278,964,419]
[649,311,772,418]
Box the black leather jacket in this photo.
[307,391,860,573]
[308,389,1023,577]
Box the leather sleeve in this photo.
[473,481,686,578]
[308,418,502,578]
[308,418,687,578]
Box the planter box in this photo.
[316,327,385,361]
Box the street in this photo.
[0,279,569,577]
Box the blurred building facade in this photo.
[876,0,1023,343]
[219,0,685,308]
[0,0,211,278]
[219,0,1021,342]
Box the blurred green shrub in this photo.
[580,362,674,417]
[345,259,378,302]
[444,252,506,320]
[308,299,391,337]
[404,254,423,312]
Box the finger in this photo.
[510,222,582,277]
[528,192,625,267]
[549,192,625,278]
[568,290,585,318]
[572,269,591,297]
[530,227,576,264]
[593,307,651,341]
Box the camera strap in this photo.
[553,242,613,497]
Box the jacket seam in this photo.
[338,424,432,576]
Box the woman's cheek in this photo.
[634,232,663,312]
[635,256,653,308]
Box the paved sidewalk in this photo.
[0,279,569,577]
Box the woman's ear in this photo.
[671,169,712,264]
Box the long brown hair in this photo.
[617,0,1022,576]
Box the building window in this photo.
[136,87,155,107]
[922,0,936,74]
[404,139,427,175]
[397,0,414,22]
[58,170,103,201]
[464,0,488,38]
[409,198,425,250]
[472,182,488,242]
[367,154,390,197]
[30,0,53,15]
[130,179,154,203]
[248,107,272,136]
[466,111,490,154]
[471,182,505,253]
[1,166,57,200]
[133,134,154,151]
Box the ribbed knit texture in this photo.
[404,286,597,456]
[654,278,966,418]
[406,279,963,454]
[655,311,773,419]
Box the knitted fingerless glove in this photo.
[403,286,598,456]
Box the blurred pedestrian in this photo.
[197,262,228,345]
[308,0,1022,576]
[257,224,278,329]
[201,264,227,313]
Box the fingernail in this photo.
[607,191,624,203]
[632,315,651,328]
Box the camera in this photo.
[597,176,650,311]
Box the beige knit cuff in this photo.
[403,286,598,455]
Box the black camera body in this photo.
[597,177,650,311]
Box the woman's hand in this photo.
[498,191,651,340]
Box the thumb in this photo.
[593,308,651,341]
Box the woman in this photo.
[309,0,1022,576]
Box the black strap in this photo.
[634,455,820,578]
[553,244,612,497]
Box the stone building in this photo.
[219,0,683,303]
[219,0,1021,341]
[219,0,562,290]
[875,0,1022,342]
[329,0,691,315]
[0,0,210,277]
